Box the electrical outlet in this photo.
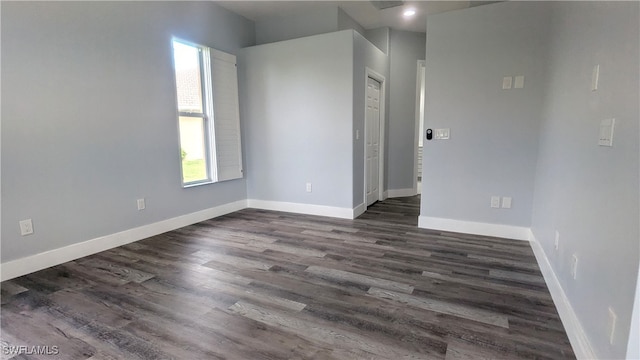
[19,219,34,236]
[306,183,312,193]
[607,307,617,345]
[554,231,560,251]
[490,196,500,208]
[501,196,512,209]
[571,254,578,279]
[137,198,146,210]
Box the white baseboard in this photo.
[247,199,356,220]
[529,232,597,360]
[0,200,247,282]
[387,188,416,198]
[352,202,367,218]
[418,216,531,241]
[382,190,389,200]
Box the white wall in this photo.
[240,31,355,210]
[352,32,389,207]
[387,30,426,193]
[1,2,255,263]
[531,2,639,358]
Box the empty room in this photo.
[1,1,638,359]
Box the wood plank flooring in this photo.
[1,196,575,359]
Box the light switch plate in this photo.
[571,254,579,279]
[501,196,512,209]
[435,128,450,140]
[598,118,615,146]
[502,76,512,90]
[514,75,525,89]
[137,198,146,210]
[490,196,501,208]
[591,64,600,91]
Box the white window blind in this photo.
[210,48,243,182]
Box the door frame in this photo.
[413,60,426,195]
[364,67,386,207]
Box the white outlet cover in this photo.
[490,196,501,208]
[306,183,312,192]
[137,198,146,210]
[19,219,34,236]
[501,197,512,209]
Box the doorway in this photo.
[366,77,381,206]
[364,69,385,209]
[414,60,426,195]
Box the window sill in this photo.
[182,180,214,188]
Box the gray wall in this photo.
[338,8,366,35]
[422,3,549,226]
[424,1,639,357]
[352,32,389,207]
[255,7,366,46]
[364,27,390,55]
[255,7,339,45]
[530,2,639,358]
[240,31,355,209]
[1,1,255,262]
[387,30,426,192]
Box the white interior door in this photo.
[366,77,381,206]
[415,61,426,195]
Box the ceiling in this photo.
[214,1,496,33]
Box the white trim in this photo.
[417,216,530,241]
[387,188,417,198]
[364,67,386,208]
[382,190,389,200]
[352,202,367,218]
[247,199,355,220]
[529,232,597,360]
[413,60,426,196]
[0,200,247,282]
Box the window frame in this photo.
[172,38,216,187]
[171,37,243,188]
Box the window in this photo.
[172,39,243,186]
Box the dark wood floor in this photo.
[1,196,575,359]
